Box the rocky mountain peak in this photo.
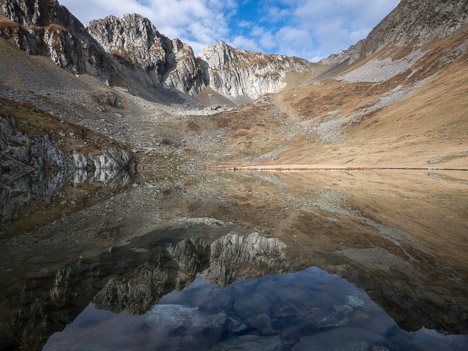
[1,0,88,41]
[0,0,319,103]
[86,13,206,96]
[198,40,314,102]
[86,14,165,69]
[0,0,115,78]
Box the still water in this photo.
[1,169,468,350]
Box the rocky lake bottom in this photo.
[1,168,467,350]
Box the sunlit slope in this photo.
[214,27,468,168]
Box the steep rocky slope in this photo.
[86,14,205,96]
[0,0,115,79]
[0,0,204,101]
[0,0,466,169]
[320,0,468,68]
[0,0,316,104]
[199,41,314,102]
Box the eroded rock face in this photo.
[199,41,313,101]
[0,1,315,101]
[93,237,211,314]
[0,115,133,221]
[0,0,115,79]
[85,14,205,96]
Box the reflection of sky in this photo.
[44,267,468,351]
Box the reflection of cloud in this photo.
[61,0,400,60]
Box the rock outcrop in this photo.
[321,0,468,66]
[86,17,314,101]
[0,0,316,102]
[86,14,205,96]
[199,41,314,101]
[0,0,115,79]
[0,114,133,221]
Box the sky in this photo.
[60,0,400,62]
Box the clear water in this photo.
[1,170,467,350]
[44,268,467,351]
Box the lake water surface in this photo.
[1,169,467,350]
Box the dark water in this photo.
[1,170,467,350]
[44,269,467,351]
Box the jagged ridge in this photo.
[86,14,205,96]
[0,0,317,102]
[198,40,314,102]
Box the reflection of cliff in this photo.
[1,217,467,350]
[2,230,211,350]
[203,231,288,287]
[202,229,468,337]
[1,113,133,223]
[208,171,468,333]
[93,236,211,314]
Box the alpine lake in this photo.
[1,167,467,351]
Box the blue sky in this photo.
[61,0,400,62]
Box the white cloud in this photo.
[61,0,235,55]
[263,6,291,23]
[259,31,275,50]
[250,26,264,37]
[230,35,260,52]
[288,0,400,58]
[263,0,400,60]
[237,20,253,28]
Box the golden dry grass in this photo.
[209,31,468,169]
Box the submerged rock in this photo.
[292,327,385,351]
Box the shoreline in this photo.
[212,165,468,172]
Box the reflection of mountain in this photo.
[0,230,208,349]
[0,168,131,223]
[1,110,134,228]
[45,270,468,351]
[1,210,467,350]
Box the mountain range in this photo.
[1,0,468,349]
[1,0,467,173]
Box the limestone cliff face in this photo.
[199,41,314,101]
[0,0,115,79]
[0,114,133,221]
[321,0,468,66]
[85,14,205,96]
[0,1,315,101]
